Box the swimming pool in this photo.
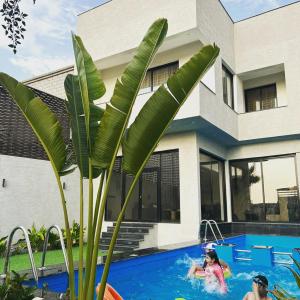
[35,234,300,299]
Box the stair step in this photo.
[114,222,155,228]
[107,226,149,234]
[100,238,141,246]
[102,232,144,240]
[99,244,137,252]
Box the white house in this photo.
[2,0,300,249]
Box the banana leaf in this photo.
[65,74,103,178]
[92,18,168,168]
[122,44,220,174]
[285,266,300,289]
[0,73,66,174]
[72,33,106,147]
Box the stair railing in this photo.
[39,225,69,274]
[1,226,38,283]
[199,219,224,244]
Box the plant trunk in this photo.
[96,169,142,300]
[55,174,76,300]
[83,160,94,299]
[78,175,84,300]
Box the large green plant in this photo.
[0,18,219,300]
[27,224,46,252]
[0,271,36,300]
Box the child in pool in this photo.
[187,242,231,277]
[243,275,272,300]
[203,251,228,294]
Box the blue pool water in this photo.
[35,234,300,299]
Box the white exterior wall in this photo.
[0,155,86,237]
[235,3,300,140]
[77,0,197,64]
[24,67,74,99]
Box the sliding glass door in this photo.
[230,155,299,222]
[200,152,226,222]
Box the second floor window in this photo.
[222,65,234,109]
[245,84,277,112]
[140,62,178,94]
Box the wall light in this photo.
[2,179,6,188]
[63,182,66,190]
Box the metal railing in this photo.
[199,219,224,244]
[1,226,38,283]
[39,225,69,274]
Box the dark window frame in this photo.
[199,150,227,222]
[222,64,234,109]
[140,61,179,94]
[244,83,277,112]
[229,154,300,223]
[105,149,181,223]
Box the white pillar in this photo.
[224,160,232,222]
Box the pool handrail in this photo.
[199,219,224,244]
[1,226,38,283]
[40,225,69,274]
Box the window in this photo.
[222,65,234,109]
[245,84,277,112]
[140,62,178,94]
[106,150,180,223]
[230,155,300,222]
[200,152,227,221]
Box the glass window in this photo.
[106,158,122,220]
[231,161,264,222]
[263,157,299,222]
[139,62,178,94]
[222,65,234,109]
[230,155,300,222]
[106,150,180,223]
[200,152,227,221]
[245,84,277,112]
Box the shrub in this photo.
[27,224,46,252]
[0,271,36,300]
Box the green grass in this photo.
[0,245,106,272]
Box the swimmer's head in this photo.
[253,275,268,288]
[205,250,220,266]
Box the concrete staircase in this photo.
[100,222,157,252]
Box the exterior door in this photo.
[124,168,159,222]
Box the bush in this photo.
[0,271,36,300]
[27,224,46,252]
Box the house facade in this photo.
[19,0,300,247]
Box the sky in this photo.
[0,0,298,81]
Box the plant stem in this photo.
[78,175,84,300]
[55,173,76,300]
[97,168,143,300]
[87,170,107,300]
[92,171,105,236]
[83,159,94,299]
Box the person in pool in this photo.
[243,275,272,300]
[203,251,228,294]
[187,242,231,277]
